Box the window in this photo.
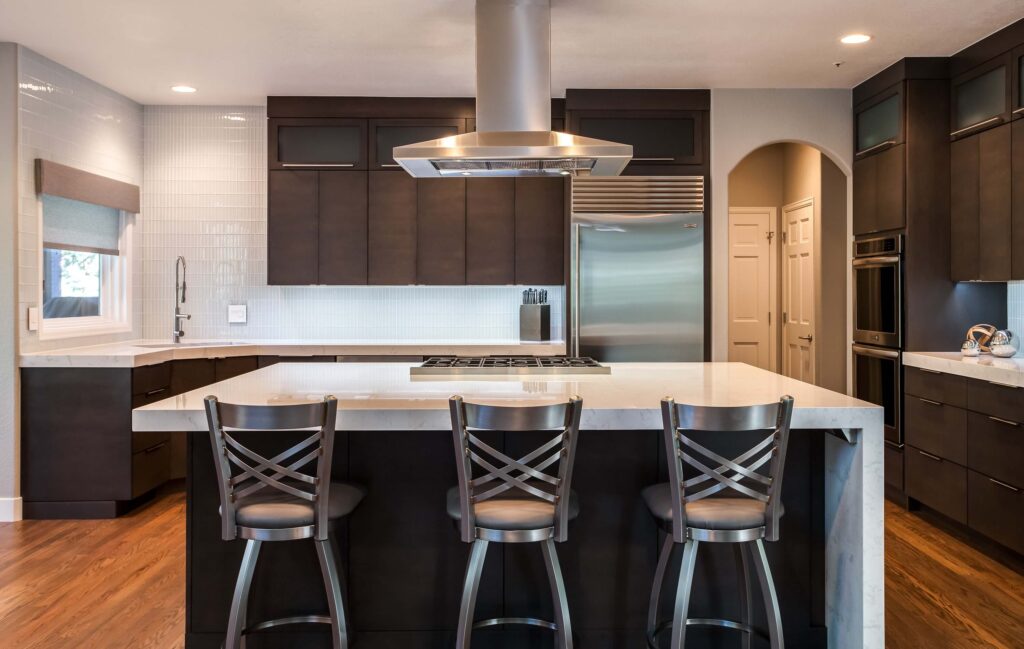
[39,194,131,338]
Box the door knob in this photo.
[798,334,814,342]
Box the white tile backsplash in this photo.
[1008,282,1024,338]
[141,106,562,342]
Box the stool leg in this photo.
[736,543,752,649]
[456,539,489,649]
[751,539,784,649]
[315,538,349,649]
[669,539,698,649]
[541,538,573,649]
[646,533,675,641]
[226,539,261,649]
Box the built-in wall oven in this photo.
[852,344,902,445]
[853,235,902,348]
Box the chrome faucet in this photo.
[173,256,191,343]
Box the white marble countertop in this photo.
[19,338,567,369]
[133,361,880,432]
[903,351,1024,386]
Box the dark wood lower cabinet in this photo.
[967,470,1024,555]
[906,446,968,524]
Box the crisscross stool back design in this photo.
[205,396,364,649]
[448,396,583,649]
[645,396,794,649]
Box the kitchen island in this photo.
[133,362,882,649]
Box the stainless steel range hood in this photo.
[393,0,632,178]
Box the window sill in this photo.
[38,319,132,341]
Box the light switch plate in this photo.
[27,307,39,331]
[227,304,247,324]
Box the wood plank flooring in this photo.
[0,488,1021,648]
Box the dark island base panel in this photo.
[187,430,828,649]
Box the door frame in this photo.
[726,206,779,371]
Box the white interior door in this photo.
[727,207,776,370]
[782,198,815,382]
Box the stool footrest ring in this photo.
[647,617,767,648]
[473,616,558,631]
[245,614,333,634]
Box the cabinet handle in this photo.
[380,163,402,168]
[950,116,1004,138]
[855,139,896,156]
[144,387,168,397]
[989,478,1021,493]
[987,416,1019,427]
[917,368,942,374]
[884,440,905,449]
[918,398,942,406]
[630,157,675,162]
[918,450,943,461]
[1013,107,1024,115]
[281,163,355,168]
[144,441,168,454]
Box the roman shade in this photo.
[42,194,121,256]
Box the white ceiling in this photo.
[1,0,1022,105]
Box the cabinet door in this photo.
[268,170,318,285]
[416,178,466,284]
[978,124,1012,280]
[214,356,259,382]
[319,171,368,284]
[1014,45,1024,119]
[855,88,903,155]
[466,179,515,284]
[951,54,1011,139]
[852,155,877,235]
[370,119,465,169]
[269,118,367,170]
[368,171,417,285]
[950,136,981,281]
[568,110,704,166]
[874,145,906,232]
[1011,119,1024,278]
[515,178,565,285]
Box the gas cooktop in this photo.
[411,356,610,376]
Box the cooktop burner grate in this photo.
[412,356,609,375]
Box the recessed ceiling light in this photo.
[840,34,871,45]
[171,85,197,93]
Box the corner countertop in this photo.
[19,339,567,369]
[903,351,1024,386]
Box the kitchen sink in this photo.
[134,342,247,349]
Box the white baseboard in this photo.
[0,496,23,522]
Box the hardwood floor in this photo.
[1,488,1022,648]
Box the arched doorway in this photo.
[725,142,848,392]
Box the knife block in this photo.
[519,304,551,342]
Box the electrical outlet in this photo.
[227,304,247,324]
[27,307,39,331]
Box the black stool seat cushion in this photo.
[641,482,783,531]
[226,481,366,529]
[446,486,579,531]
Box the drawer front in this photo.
[906,446,967,523]
[967,412,1024,487]
[904,396,967,464]
[884,443,904,491]
[904,367,967,408]
[968,469,1024,554]
[968,378,1024,423]
[132,362,172,397]
[133,431,171,455]
[132,441,170,498]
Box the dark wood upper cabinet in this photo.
[369,118,466,170]
[319,171,369,284]
[854,84,904,158]
[950,124,1012,281]
[567,109,705,167]
[853,144,905,235]
[1011,119,1024,279]
[951,53,1012,140]
[1014,45,1024,119]
[368,171,417,285]
[268,170,319,285]
[515,177,565,285]
[269,118,367,170]
[416,178,466,284]
[466,179,516,285]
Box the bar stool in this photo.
[447,395,583,649]
[204,395,365,649]
[644,396,794,649]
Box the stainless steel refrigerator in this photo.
[570,177,705,362]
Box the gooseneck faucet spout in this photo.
[173,256,191,343]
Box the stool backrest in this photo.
[204,395,338,541]
[449,396,583,542]
[661,396,794,542]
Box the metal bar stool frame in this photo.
[448,395,584,649]
[205,395,352,649]
[646,395,795,649]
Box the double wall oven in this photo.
[852,235,903,452]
